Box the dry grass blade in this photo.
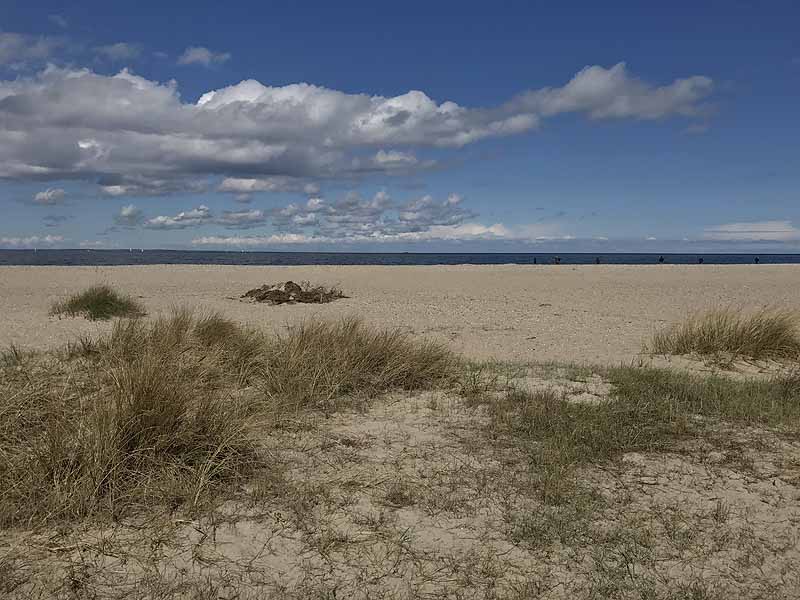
[259,317,459,410]
[0,310,459,527]
[50,285,146,321]
[650,308,800,361]
[0,311,261,527]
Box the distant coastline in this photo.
[1,249,800,267]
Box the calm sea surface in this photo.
[1,250,799,266]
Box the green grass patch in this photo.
[51,284,146,321]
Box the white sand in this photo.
[1,264,798,364]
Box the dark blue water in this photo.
[1,250,798,266]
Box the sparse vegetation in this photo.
[474,364,800,506]
[0,311,456,528]
[3,311,800,598]
[50,284,146,320]
[650,308,800,361]
[259,317,458,410]
[1,311,261,527]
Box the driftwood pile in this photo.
[241,281,346,305]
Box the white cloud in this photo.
[145,205,213,229]
[190,221,566,247]
[0,234,64,247]
[142,205,267,229]
[95,43,141,62]
[33,187,66,205]
[218,176,318,194]
[703,221,800,241]
[0,33,62,66]
[192,233,314,246]
[373,149,418,166]
[510,62,713,120]
[0,63,713,194]
[114,204,144,227]
[177,46,231,66]
[215,208,267,228]
[190,190,565,244]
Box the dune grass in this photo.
[474,364,800,505]
[650,308,800,361]
[0,311,457,527]
[50,284,145,321]
[259,318,457,410]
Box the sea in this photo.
[1,250,799,266]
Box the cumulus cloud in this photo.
[95,43,141,62]
[189,189,573,246]
[508,63,713,120]
[145,205,213,229]
[215,208,268,228]
[191,221,566,247]
[142,205,268,229]
[0,32,63,66]
[218,176,319,195]
[32,187,66,205]
[243,190,478,240]
[0,234,64,248]
[114,204,145,227]
[177,46,231,66]
[0,63,713,194]
[703,221,800,241]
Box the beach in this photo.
[2,263,798,364]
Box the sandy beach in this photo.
[2,264,798,364]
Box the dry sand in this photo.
[1,264,798,364]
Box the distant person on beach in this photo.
[698,257,704,264]
[595,257,600,264]
[658,256,665,264]
[533,257,537,264]
[755,256,760,264]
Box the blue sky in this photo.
[1,0,799,251]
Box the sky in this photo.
[1,0,799,252]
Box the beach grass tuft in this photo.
[259,317,458,410]
[0,311,458,527]
[0,311,261,527]
[50,284,146,321]
[649,308,800,361]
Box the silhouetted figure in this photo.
[755,256,760,264]
[553,256,561,265]
[658,255,665,264]
[698,257,704,264]
[595,257,600,265]
[533,257,537,264]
